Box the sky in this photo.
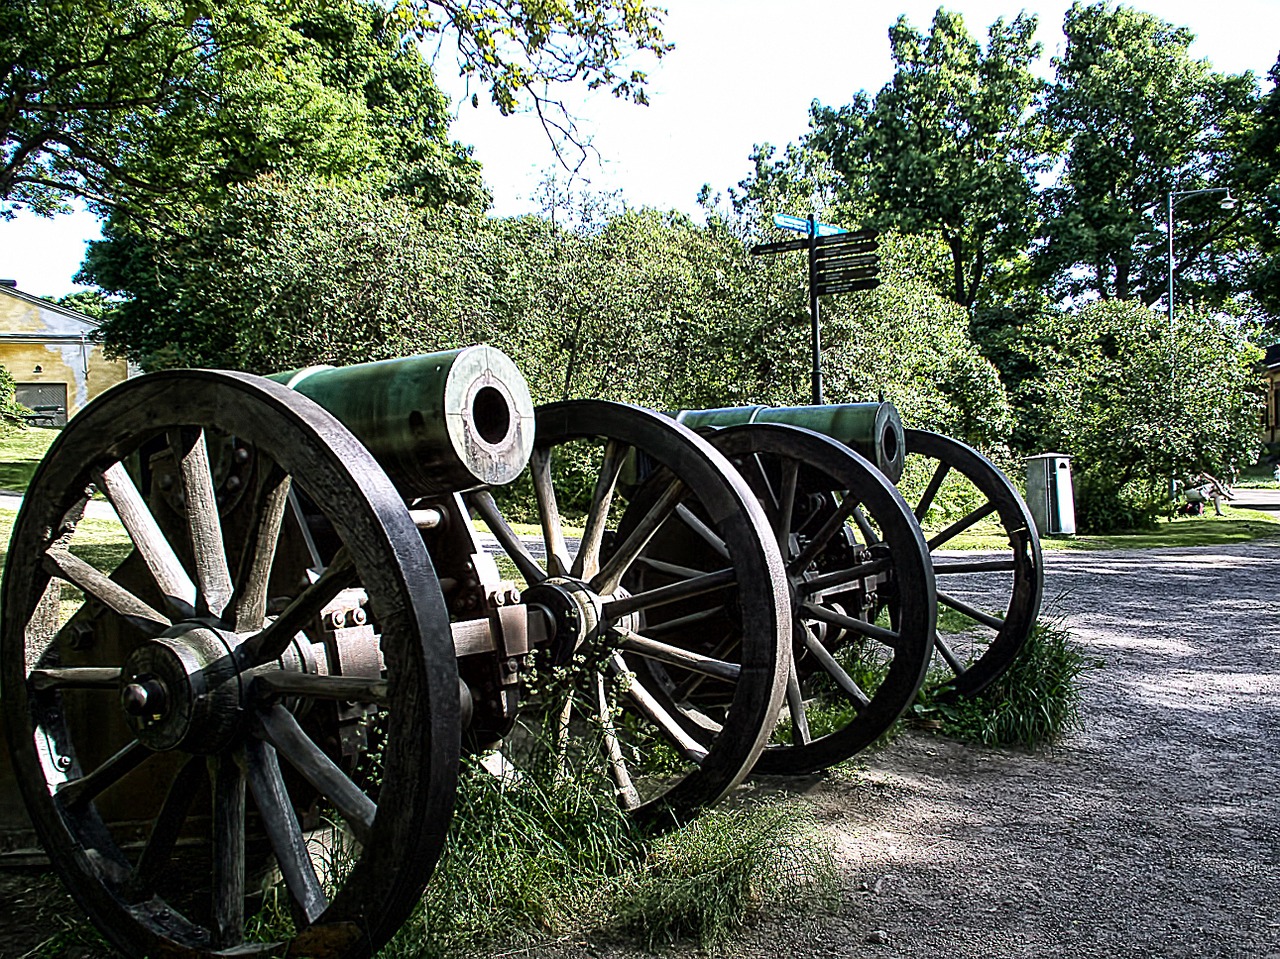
[2,0,1278,298]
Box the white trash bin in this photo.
[1026,453,1076,536]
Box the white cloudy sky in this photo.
[3,0,1277,296]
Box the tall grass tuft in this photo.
[612,801,837,950]
[941,616,1103,748]
[377,750,837,957]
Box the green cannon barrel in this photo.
[270,345,535,497]
[675,403,905,483]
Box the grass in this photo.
[0,425,57,492]
[1040,503,1280,551]
[914,616,1102,749]
[376,756,836,957]
[0,506,133,574]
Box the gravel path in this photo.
[604,537,1280,959]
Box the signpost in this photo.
[751,214,880,404]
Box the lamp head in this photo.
[1220,192,1237,210]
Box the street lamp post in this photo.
[1163,185,1236,509]
[1166,186,1236,328]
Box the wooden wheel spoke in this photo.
[230,462,292,633]
[210,751,246,949]
[801,602,901,648]
[254,671,389,706]
[243,550,355,666]
[245,738,327,926]
[616,628,741,682]
[671,501,730,560]
[934,558,1019,575]
[171,427,233,618]
[572,439,628,580]
[672,631,739,700]
[603,567,736,619]
[926,501,998,551]
[635,556,710,579]
[258,704,376,846]
[775,458,800,553]
[933,632,969,675]
[797,629,871,708]
[553,694,574,781]
[97,462,197,617]
[611,653,707,762]
[784,657,811,746]
[591,477,686,595]
[56,740,151,810]
[595,673,640,810]
[530,447,571,578]
[937,590,1005,631]
[788,497,857,574]
[42,549,170,635]
[467,490,546,585]
[133,756,206,892]
[851,504,881,546]
[641,605,726,638]
[915,460,951,521]
[28,666,122,692]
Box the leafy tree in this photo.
[1036,2,1258,306]
[52,290,118,322]
[2,0,666,220]
[2,1,393,220]
[1238,55,1280,323]
[809,8,1047,309]
[93,176,492,372]
[404,0,669,171]
[1012,300,1261,531]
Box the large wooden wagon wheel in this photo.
[466,400,789,825]
[902,429,1043,699]
[1,371,460,959]
[689,424,936,774]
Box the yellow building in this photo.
[0,280,132,425]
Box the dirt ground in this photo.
[3,538,1279,958]
[620,540,1280,959]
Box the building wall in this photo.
[0,288,129,418]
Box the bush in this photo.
[920,616,1102,748]
[0,364,29,431]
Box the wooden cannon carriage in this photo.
[0,346,1041,958]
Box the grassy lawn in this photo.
[0,426,58,492]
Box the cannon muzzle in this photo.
[674,402,905,483]
[271,345,535,496]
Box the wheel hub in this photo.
[120,624,245,753]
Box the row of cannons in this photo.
[0,346,1042,958]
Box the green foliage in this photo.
[931,618,1103,749]
[0,363,29,431]
[1012,300,1261,532]
[1037,2,1258,305]
[810,8,1048,308]
[52,290,118,323]
[1239,55,1280,322]
[94,177,489,371]
[2,0,454,221]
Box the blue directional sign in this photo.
[772,213,848,237]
